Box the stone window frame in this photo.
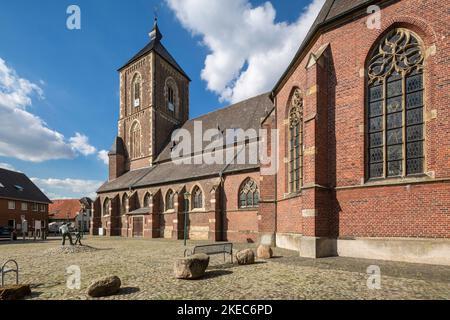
[191,185,204,210]
[143,192,152,208]
[103,198,111,217]
[131,72,142,110]
[366,28,426,180]
[129,120,142,160]
[164,77,179,117]
[165,189,175,211]
[121,193,129,215]
[287,88,304,194]
[238,178,260,209]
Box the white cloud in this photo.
[97,150,109,165]
[0,162,15,171]
[31,177,103,200]
[70,132,97,156]
[166,0,325,103]
[0,57,105,163]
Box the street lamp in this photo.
[183,192,191,247]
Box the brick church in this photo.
[95,0,449,265]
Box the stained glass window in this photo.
[239,178,259,209]
[288,89,303,192]
[367,29,425,179]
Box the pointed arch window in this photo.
[192,186,203,209]
[143,193,151,208]
[130,121,141,160]
[166,190,175,211]
[103,198,111,216]
[121,194,129,215]
[288,89,303,193]
[239,178,259,209]
[367,28,425,179]
[132,74,141,108]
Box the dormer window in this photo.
[14,185,24,192]
[132,74,142,108]
[0,182,4,188]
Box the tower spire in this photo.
[149,10,162,42]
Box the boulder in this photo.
[174,253,210,279]
[87,276,121,297]
[235,249,255,265]
[0,285,31,300]
[257,245,273,259]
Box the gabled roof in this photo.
[97,93,273,193]
[0,168,51,204]
[118,22,190,81]
[272,0,383,93]
[49,199,82,220]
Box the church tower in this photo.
[109,19,190,180]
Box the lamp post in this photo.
[183,192,190,247]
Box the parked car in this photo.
[0,227,12,239]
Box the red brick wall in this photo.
[270,0,450,239]
[0,199,49,230]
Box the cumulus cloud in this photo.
[31,177,103,200]
[0,57,106,164]
[166,0,325,103]
[0,58,75,162]
[69,132,97,156]
[0,162,15,171]
[97,150,109,165]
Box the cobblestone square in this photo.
[0,238,448,300]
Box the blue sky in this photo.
[0,0,323,199]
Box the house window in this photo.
[132,74,141,108]
[40,204,46,212]
[32,203,38,212]
[130,121,142,159]
[288,89,303,193]
[166,190,175,211]
[239,178,259,209]
[8,201,15,210]
[21,203,28,211]
[192,186,203,209]
[367,28,425,179]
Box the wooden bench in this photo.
[185,243,233,264]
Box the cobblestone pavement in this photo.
[0,237,448,300]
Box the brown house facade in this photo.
[95,0,449,265]
[0,168,51,233]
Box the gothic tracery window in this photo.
[132,74,141,108]
[130,121,141,160]
[103,198,111,216]
[166,189,175,211]
[143,193,151,208]
[192,186,203,209]
[367,28,425,179]
[122,194,129,215]
[239,178,259,209]
[288,89,303,193]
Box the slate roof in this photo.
[272,0,382,93]
[0,168,51,203]
[49,199,82,220]
[118,22,190,81]
[98,93,272,193]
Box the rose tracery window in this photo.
[239,178,259,209]
[367,28,425,179]
[288,89,303,193]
